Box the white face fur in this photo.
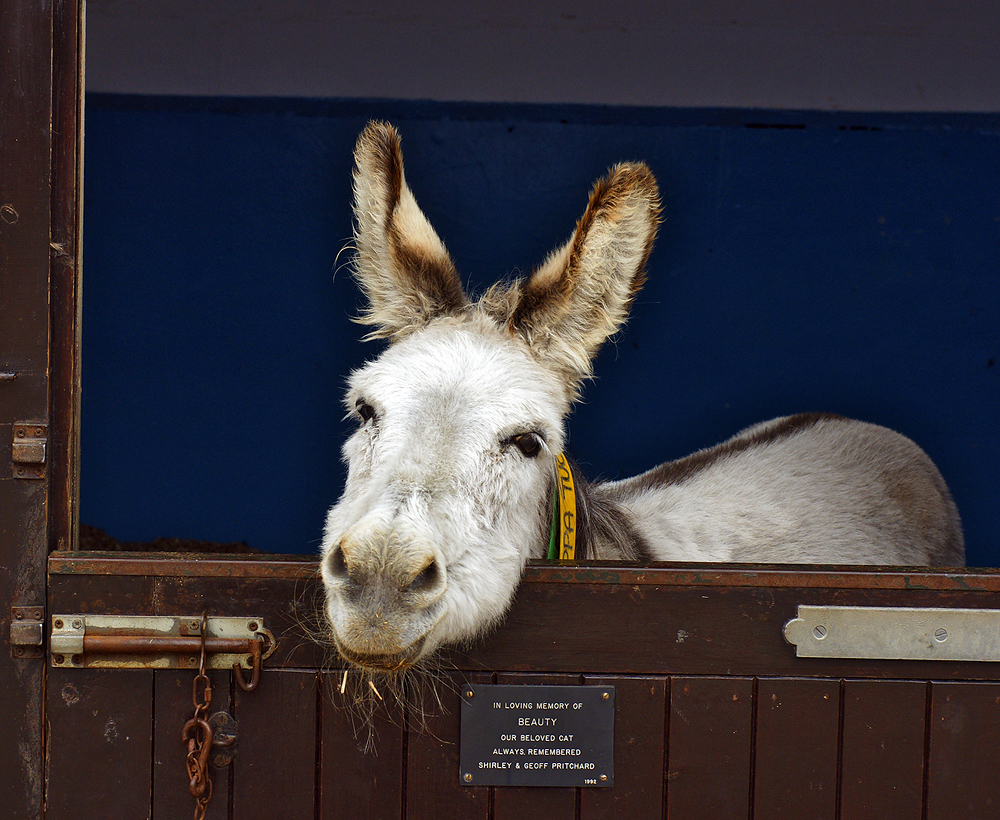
[319,121,660,672]
[321,319,568,668]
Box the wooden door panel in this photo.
[753,678,841,820]
[153,670,233,820]
[233,669,318,818]
[2,0,84,815]
[45,668,154,819]
[926,681,1000,820]
[580,675,667,820]
[839,679,927,820]
[320,670,405,820]
[666,676,754,820]
[405,671,490,820]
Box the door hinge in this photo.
[784,605,1000,662]
[10,606,45,659]
[12,422,47,479]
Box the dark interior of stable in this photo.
[79,97,998,565]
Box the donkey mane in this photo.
[551,457,653,563]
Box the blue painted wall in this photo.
[81,96,998,564]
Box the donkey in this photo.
[320,122,964,674]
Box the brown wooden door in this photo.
[43,555,1000,819]
[1,2,83,817]
[6,3,1000,817]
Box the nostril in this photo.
[409,559,441,594]
[326,546,349,580]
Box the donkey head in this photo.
[321,122,660,671]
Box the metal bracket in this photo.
[208,711,239,768]
[784,605,1000,662]
[10,606,45,659]
[50,614,275,671]
[12,422,47,479]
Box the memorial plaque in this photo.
[459,684,615,787]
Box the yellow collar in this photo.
[547,453,577,560]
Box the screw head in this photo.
[464,773,472,782]
[813,625,828,640]
[934,627,949,643]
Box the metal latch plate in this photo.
[784,606,1000,662]
[12,423,47,479]
[50,615,270,670]
[10,607,45,659]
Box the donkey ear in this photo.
[350,122,469,340]
[485,162,661,398]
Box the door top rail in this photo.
[48,551,1000,591]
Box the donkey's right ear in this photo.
[350,122,469,340]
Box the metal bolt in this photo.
[465,690,474,699]
[53,654,64,665]
[72,619,83,630]
[934,627,949,643]
[603,692,610,700]
[13,647,23,657]
[71,655,83,666]
[14,612,23,620]
[53,619,64,630]
[813,625,828,640]
[464,773,472,782]
[248,621,259,632]
[600,774,608,782]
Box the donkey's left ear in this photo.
[350,122,469,340]
[486,162,661,398]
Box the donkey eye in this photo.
[355,399,376,423]
[507,432,543,459]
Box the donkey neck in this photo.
[543,456,651,562]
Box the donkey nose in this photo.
[325,532,446,601]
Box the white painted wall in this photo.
[86,0,999,112]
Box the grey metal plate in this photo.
[784,606,1000,661]
[460,684,614,787]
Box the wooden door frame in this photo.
[0,1,83,817]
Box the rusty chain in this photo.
[180,614,270,818]
[181,615,214,820]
